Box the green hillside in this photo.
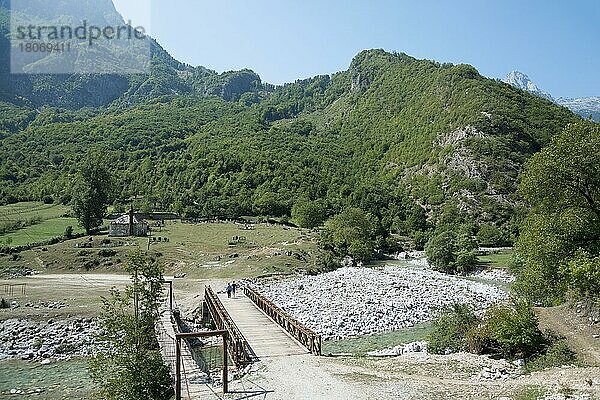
[0,48,579,244]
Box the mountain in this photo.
[503,70,600,121]
[0,1,589,246]
[503,71,553,100]
[555,96,600,122]
[0,46,580,245]
[0,0,270,109]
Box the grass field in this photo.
[0,218,82,247]
[322,323,433,356]
[478,249,514,269]
[0,205,318,280]
[136,220,318,277]
[0,202,82,247]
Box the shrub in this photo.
[425,231,457,273]
[98,249,117,258]
[512,265,566,306]
[0,298,9,309]
[485,301,546,359]
[411,230,430,251]
[305,250,339,275]
[507,252,526,275]
[83,259,100,271]
[380,236,402,254]
[427,303,479,354]
[476,224,508,247]
[465,321,492,354]
[425,230,478,274]
[291,200,328,229]
[64,226,74,238]
[455,250,479,274]
[320,208,377,262]
[523,341,577,373]
[566,251,600,301]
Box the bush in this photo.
[0,298,9,309]
[411,230,430,251]
[98,249,117,258]
[308,250,339,274]
[320,208,377,262]
[507,252,526,275]
[523,341,577,373]
[382,236,403,254]
[425,231,457,273]
[291,200,327,228]
[455,250,478,274]
[485,301,546,359]
[429,301,550,360]
[566,251,600,301]
[64,226,74,238]
[476,224,508,247]
[465,321,491,354]
[427,303,478,354]
[512,265,566,306]
[425,229,478,274]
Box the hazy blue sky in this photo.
[113,0,599,98]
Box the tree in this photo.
[476,224,508,247]
[425,227,478,274]
[425,231,457,273]
[291,199,327,228]
[427,303,478,354]
[88,250,172,400]
[320,207,377,263]
[72,157,112,234]
[406,204,428,233]
[516,121,600,304]
[566,251,600,299]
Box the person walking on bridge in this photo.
[226,282,233,298]
[232,281,237,297]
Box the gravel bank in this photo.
[256,266,508,340]
[0,318,98,362]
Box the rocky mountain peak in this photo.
[504,70,600,121]
[503,71,553,100]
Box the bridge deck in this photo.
[217,292,309,358]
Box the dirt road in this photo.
[536,305,600,366]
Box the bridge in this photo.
[157,283,322,399]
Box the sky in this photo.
[112,0,600,98]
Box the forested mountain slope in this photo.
[0,48,579,242]
[0,0,269,110]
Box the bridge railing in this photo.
[203,286,253,366]
[244,286,322,356]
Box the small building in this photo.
[108,209,149,237]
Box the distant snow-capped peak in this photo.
[503,71,553,100]
[503,70,599,121]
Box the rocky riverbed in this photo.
[256,266,508,340]
[0,318,98,362]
